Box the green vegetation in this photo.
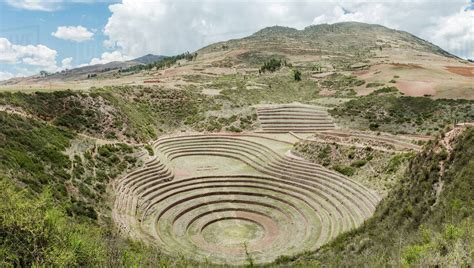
[333,164,355,176]
[236,51,286,67]
[319,73,365,97]
[288,127,474,267]
[217,74,320,106]
[369,86,402,96]
[191,113,257,133]
[330,95,474,134]
[294,141,403,192]
[0,112,73,197]
[0,86,221,142]
[386,152,416,173]
[120,52,197,73]
[0,90,113,134]
[259,58,283,73]
[293,69,302,81]
[0,112,140,219]
[97,86,216,141]
[0,178,194,267]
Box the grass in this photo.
[286,127,474,267]
[0,178,196,267]
[0,111,140,219]
[330,95,474,135]
[294,141,403,193]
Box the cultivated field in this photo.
[113,123,381,264]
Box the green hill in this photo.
[282,127,474,266]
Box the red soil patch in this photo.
[390,63,423,69]
[397,80,436,97]
[445,66,474,77]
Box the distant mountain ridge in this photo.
[0,53,165,84]
[201,22,456,59]
[131,54,166,64]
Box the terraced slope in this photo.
[113,133,379,265]
[256,104,336,133]
[313,130,424,152]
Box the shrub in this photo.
[144,145,154,156]
[369,122,379,130]
[333,165,355,176]
[351,159,368,168]
[260,58,282,73]
[293,70,302,81]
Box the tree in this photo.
[293,70,302,81]
[260,58,282,73]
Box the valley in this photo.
[0,22,472,267]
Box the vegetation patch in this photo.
[294,141,406,192]
[319,73,365,97]
[289,127,474,267]
[330,95,474,135]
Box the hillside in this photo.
[0,54,163,86]
[1,22,472,99]
[0,21,473,266]
[284,126,474,266]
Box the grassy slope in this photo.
[0,111,197,267]
[330,95,474,135]
[0,178,196,267]
[280,127,473,267]
[294,141,414,194]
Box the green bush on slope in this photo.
[0,179,196,267]
[330,95,474,135]
[0,179,106,267]
[287,127,474,267]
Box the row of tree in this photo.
[120,52,198,73]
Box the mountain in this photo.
[131,54,166,64]
[0,54,165,85]
[200,22,458,64]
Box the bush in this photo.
[333,165,355,176]
[293,70,302,81]
[369,122,379,130]
[260,58,282,73]
[0,179,106,266]
[144,145,154,156]
[351,159,368,168]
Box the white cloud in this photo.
[89,50,131,65]
[312,4,395,28]
[6,0,63,11]
[0,68,37,81]
[310,1,473,58]
[0,38,57,68]
[52,26,94,42]
[101,0,471,59]
[427,6,474,59]
[103,0,324,58]
[61,57,73,69]
[0,71,15,81]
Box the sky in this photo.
[0,0,472,80]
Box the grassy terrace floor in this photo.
[113,132,380,265]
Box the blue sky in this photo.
[0,1,113,78]
[0,0,472,80]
